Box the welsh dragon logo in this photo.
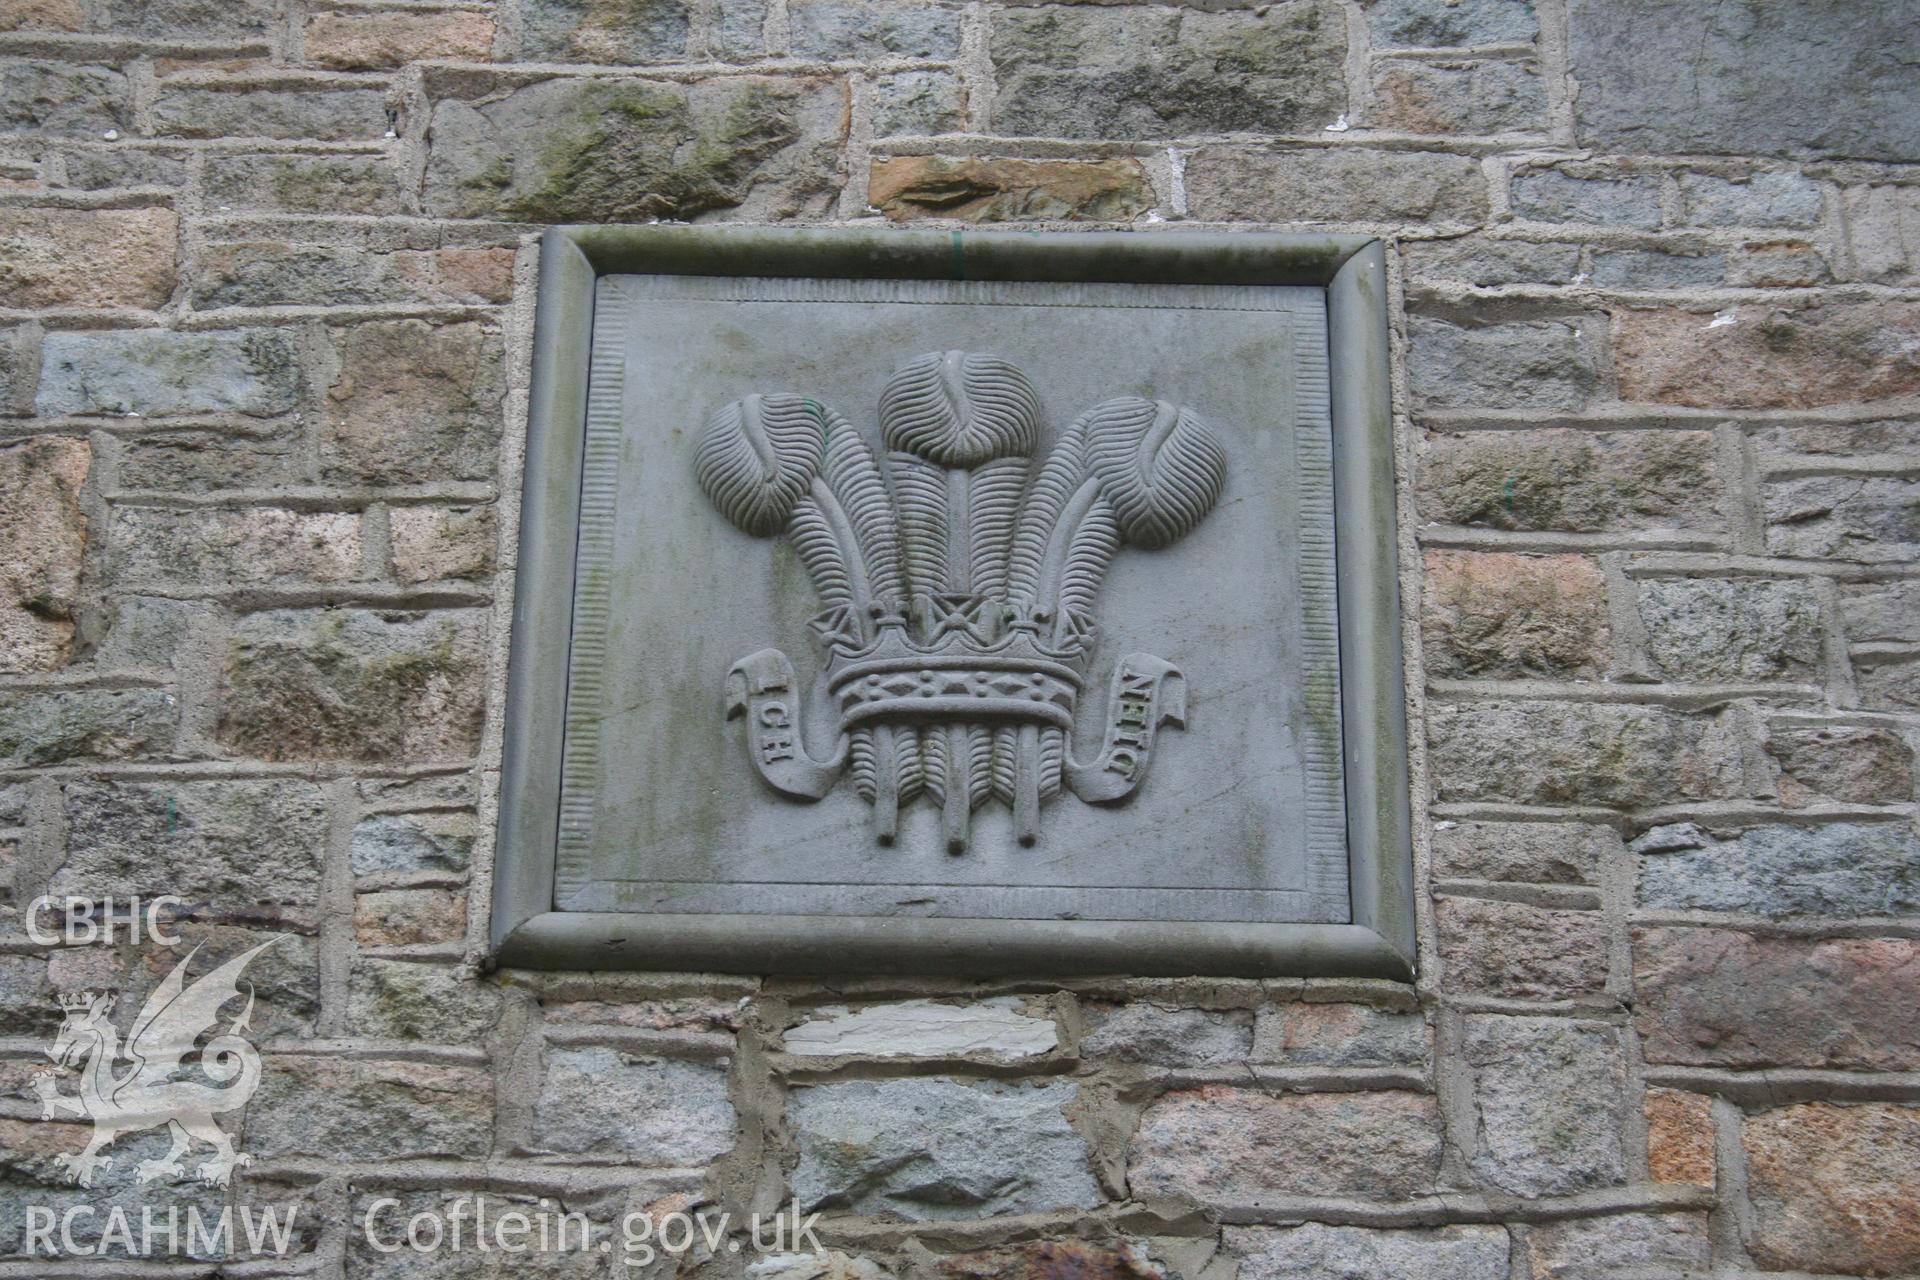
[697,350,1228,852]
[34,939,278,1188]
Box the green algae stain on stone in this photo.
[504,82,691,223]
[451,156,513,216]
[217,609,487,764]
[424,76,839,223]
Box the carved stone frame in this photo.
[491,226,1414,979]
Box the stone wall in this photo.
[1,0,1917,1275]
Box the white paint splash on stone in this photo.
[1166,147,1190,218]
[782,998,1058,1059]
[750,1251,895,1280]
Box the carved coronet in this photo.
[834,659,1080,731]
[809,595,1097,667]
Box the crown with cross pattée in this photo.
[696,351,1227,853]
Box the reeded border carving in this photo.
[491,227,1414,979]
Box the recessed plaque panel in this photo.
[494,228,1413,977]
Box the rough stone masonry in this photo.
[0,0,1917,1275]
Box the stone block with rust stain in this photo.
[1644,1088,1714,1187]
[937,1240,1169,1280]
[0,206,176,309]
[0,437,87,673]
[304,9,494,69]
[869,156,1153,223]
[1422,550,1611,679]
[1745,1101,1920,1275]
[1615,302,1920,409]
[1634,929,1920,1070]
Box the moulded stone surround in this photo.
[1,0,1913,1273]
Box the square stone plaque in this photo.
[493,228,1413,978]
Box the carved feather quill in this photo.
[880,351,1039,852]
[696,394,907,830]
[1000,397,1226,838]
